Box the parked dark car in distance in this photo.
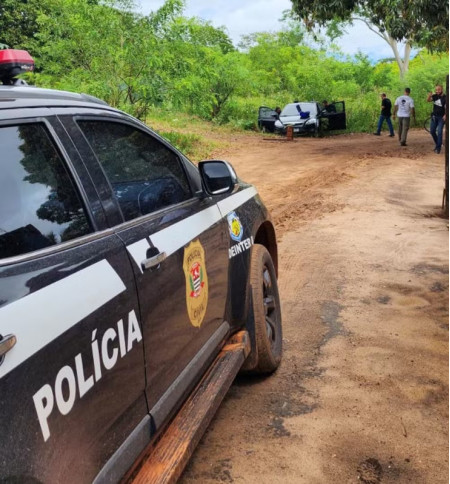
[259,101,346,136]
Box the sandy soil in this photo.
[179,130,449,484]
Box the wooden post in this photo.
[286,125,294,141]
[444,75,449,217]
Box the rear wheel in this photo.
[248,244,282,374]
[424,116,431,133]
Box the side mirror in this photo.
[198,160,238,195]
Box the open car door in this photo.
[320,101,346,131]
[258,106,278,132]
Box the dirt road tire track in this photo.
[180,131,448,484]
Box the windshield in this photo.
[281,103,317,117]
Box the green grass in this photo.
[145,108,234,161]
[145,107,245,134]
[156,131,220,161]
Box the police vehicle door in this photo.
[0,117,147,483]
[70,117,230,430]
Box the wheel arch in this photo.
[254,220,278,277]
[226,216,279,372]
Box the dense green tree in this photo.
[290,0,448,50]
[165,17,234,54]
[147,0,184,35]
[33,0,179,116]
[30,0,238,118]
[290,0,449,78]
[4,0,446,134]
[0,0,99,52]
[0,0,43,51]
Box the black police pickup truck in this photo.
[0,50,282,483]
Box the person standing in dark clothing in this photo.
[374,93,394,136]
[427,85,446,154]
[322,100,336,113]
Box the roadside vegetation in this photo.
[2,0,448,147]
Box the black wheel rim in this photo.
[262,265,278,347]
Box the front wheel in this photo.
[313,121,321,138]
[424,116,431,133]
[247,244,282,374]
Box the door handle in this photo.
[142,251,167,271]
[0,334,17,359]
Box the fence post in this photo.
[286,125,294,141]
[445,75,449,217]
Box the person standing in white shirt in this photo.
[393,88,416,146]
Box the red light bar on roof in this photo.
[0,49,35,84]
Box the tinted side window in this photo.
[0,124,92,259]
[259,107,276,117]
[333,102,345,114]
[78,121,192,221]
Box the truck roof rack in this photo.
[0,85,108,105]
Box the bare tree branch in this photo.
[351,16,388,42]
[350,15,412,78]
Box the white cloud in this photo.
[138,0,397,61]
[139,0,292,41]
[336,22,405,60]
[185,0,293,42]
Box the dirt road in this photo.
[180,130,449,483]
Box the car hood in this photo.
[277,115,317,126]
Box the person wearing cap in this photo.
[393,88,415,146]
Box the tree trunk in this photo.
[385,33,412,79]
[353,18,413,80]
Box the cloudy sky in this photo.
[138,0,400,61]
